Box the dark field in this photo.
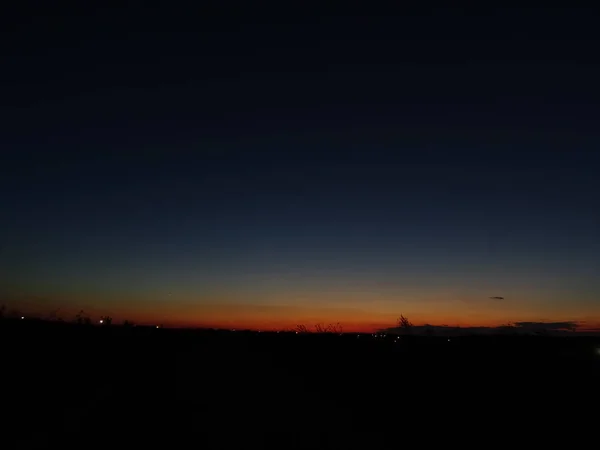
[3,320,599,448]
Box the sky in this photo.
[1,5,600,331]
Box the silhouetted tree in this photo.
[397,315,412,334]
[75,310,92,325]
[100,316,112,326]
[295,324,310,333]
[314,322,343,333]
[330,322,343,334]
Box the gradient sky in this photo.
[2,6,600,330]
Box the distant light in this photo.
[99,320,103,324]
[156,326,160,329]
[21,316,25,320]
[448,339,451,342]
[295,331,298,334]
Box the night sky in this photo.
[2,5,600,331]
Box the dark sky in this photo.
[1,5,599,330]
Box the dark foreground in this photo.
[3,320,599,448]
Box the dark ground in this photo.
[2,320,599,448]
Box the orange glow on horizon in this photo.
[4,292,599,333]
[9,304,599,333]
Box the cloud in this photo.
[379,320,584,335]
[489,296,505,300]
[513,321,579,332]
